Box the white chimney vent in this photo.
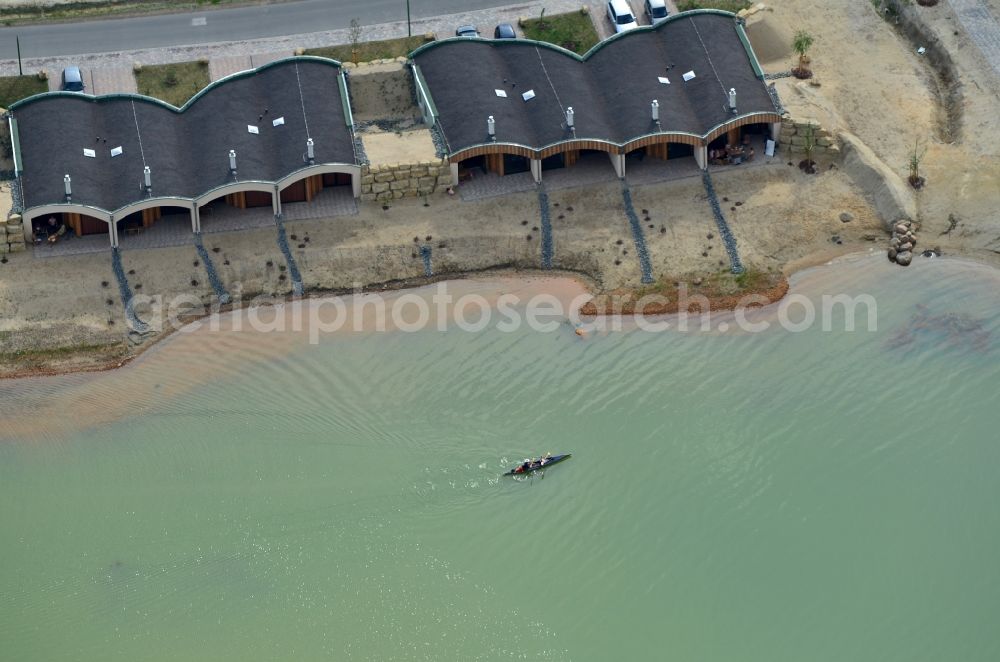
[143,166,151,190]
[566,106,574,129]
[306,138,315,161]
[64,174,72,198]
[729,88,737,112]
[487,115,496,139]
[651,99,659,122]
[229,149,237,173]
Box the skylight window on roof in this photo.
[272,116,285,127]
[83,149,96,158]
[248,125,259,134]
[658,77,670,85]
[522,89,535,102]
[110,146,123,157]
[495,89,507,98]
[682,71,696,82]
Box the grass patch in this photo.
[580,266,788,315]
[0,74,49,108]
[0,1,248,26]
[636,267,780,300]
[304,36,430,64]
[0,341,126,371]
[676,0,752,11]
[135,61,211,107]
[521,11,600,55]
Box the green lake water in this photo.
[2,254,999,661]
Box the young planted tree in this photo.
[349,19,363,64]
[908,138,927,188]
[792,30,814,79]
[799,123,816,175]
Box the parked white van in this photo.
[644,0,670,25]
[606,0,639,34]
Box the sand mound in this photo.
[746,15,793,66]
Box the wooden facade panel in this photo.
[225,192,248,209]
[65,212,82,237]
[646,143,669,160]
[141,207,161,228]
[485,153,504,176]
[245,191,273,208]
[280,181,306,204]
[623,133,702,153]
[537,140,616,159]
[78,214,107,236]
[703,113,782,144]
[450,115,781,162]
[323,172,353,187]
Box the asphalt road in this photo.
[0,0,517,60]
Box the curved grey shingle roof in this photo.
[11,58,356,214]
[412,11,776,155]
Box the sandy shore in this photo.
[0,159,888,378]
[3,0,1000,379]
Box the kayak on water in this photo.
[503,453,571,476]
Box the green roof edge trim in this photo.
[407,9,739,61]
[8,116,22,173]
[735,23,764,79]
[338,69,354,127]
[7,55,346,113]
[410,64,438,119]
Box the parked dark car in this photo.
[61,66,84,92]
[455,25,480,38]
[494,23,517,39]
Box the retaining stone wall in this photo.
[359,160,452,202]
[778,118,840,157]
[1,214,26,254]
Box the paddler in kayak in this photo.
[514,453,552,473]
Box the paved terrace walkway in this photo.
[457,136,776,200]
[32,187,356,258]
[948,0,1000,80]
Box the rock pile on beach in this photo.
[888,220,917,266]
[1,214,26,256]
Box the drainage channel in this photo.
[274,216,304,296]
[193,233,231,304]
[420,244,433,277]
[621,183,654,284]
[111,248,149,333]
[701,170,744,274]
[538,183,553,269]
